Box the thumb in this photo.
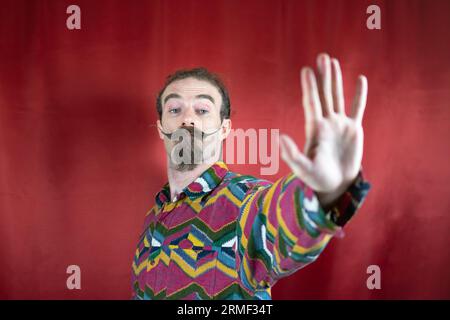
[280,134,313,181]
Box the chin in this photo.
[175,163,199,172]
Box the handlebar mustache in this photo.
[160,125,221,140]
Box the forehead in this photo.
[162,77,222,106]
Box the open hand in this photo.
[280,53,368,206]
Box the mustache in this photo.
[160,125,220,140]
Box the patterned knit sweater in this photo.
[131,161,371,299]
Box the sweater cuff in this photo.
[324,168,371,227]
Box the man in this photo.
[131,53,371,300]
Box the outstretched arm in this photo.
[238,53,371,291]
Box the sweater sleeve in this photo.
[237,169,371,290]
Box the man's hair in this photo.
[156,67,231,121]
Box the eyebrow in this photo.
[195,94,215,104]
[163,93,215,105]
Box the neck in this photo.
[166,153,222,201]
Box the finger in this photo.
[316,53,334,117]
[280,134,313,180]
[350,75,368,124]
[301,68,315,144]
[331,58,345,114]
[306,67,323,121]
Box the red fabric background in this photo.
[0,0,449,299]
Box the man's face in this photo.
[157,77,231,171]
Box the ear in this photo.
[156,120,164,140]
[220,119,232,140]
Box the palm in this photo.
[280,53,367,193]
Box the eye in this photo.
[196,109,209,115]
[168,108,180,114]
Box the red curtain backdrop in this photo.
[0,0,449,299]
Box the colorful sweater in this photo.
[131,161,371,300]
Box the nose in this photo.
[181,107,197,127]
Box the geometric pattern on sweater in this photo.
[131,161,371,300]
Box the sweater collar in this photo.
[155,161,229,208]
